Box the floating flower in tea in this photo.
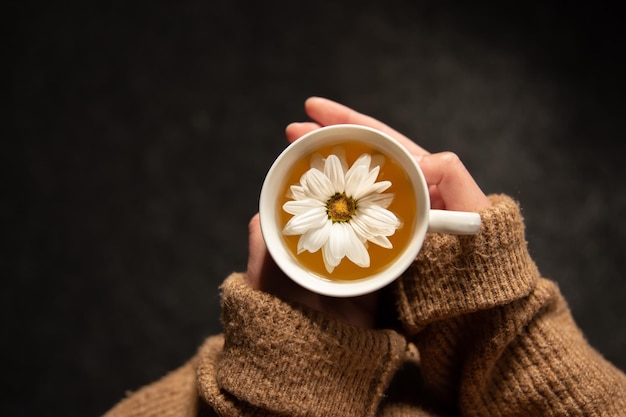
[282,149,401,273]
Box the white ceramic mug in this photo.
[259,124,481,297]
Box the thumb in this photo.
[417,152,491,212]
[246,213,266,289]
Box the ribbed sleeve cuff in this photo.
[212,273,406,417]
[396,194,540,332]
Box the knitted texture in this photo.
[396,194,539,332]
[204,273,407,416]
[103,359,200,417]
[103,194,626,416]
[397,195,626,416]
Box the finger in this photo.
[304,96,429,157]
[285,122,322,143]
[428,184,446,210]
[246,213,266,289]
[247,213,293,294]
[418,152,491,212]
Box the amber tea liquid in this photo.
[278,141,417,281]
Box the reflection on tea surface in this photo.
[279,141,417,281]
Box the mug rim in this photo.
[259,124,430,297]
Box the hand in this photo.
[286,97,492,212]
[246,213,379,328]
[245,97,491,328]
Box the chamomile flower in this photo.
[282,149,401,273]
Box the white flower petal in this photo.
[360,206,400,228]
[283,198,324,215]
[346,162,384,200]
[353,153,372,169]
[352,207,399,237]
[351,216,395,247]
[366,234,393,249]
[322,225,347,273]
[289,184,309,200]
[323,222,370,269]
[324,155,345,194]
[297,173,315,199]
[354,166,383,200]
[331,146,349,172]
[302,168,334,200]
[327,222,350,260]
[348,217,371,243]
[322,245,338,273]
[358,192,395,209]
[343,225,370,267]
[297,221,331,254]
[344,164,369,198]
[358,180,391,198]
[283,207,328,235]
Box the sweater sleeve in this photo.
[196,273,407,417]
[395,194,626,416]
[102,358,203,417]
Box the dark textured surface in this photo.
[6,1,625,416]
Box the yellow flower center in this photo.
[327,193,356,223]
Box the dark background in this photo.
[6,1,625,416]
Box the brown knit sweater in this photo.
[104,195,626,416]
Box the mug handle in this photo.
[428,209,481,235]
